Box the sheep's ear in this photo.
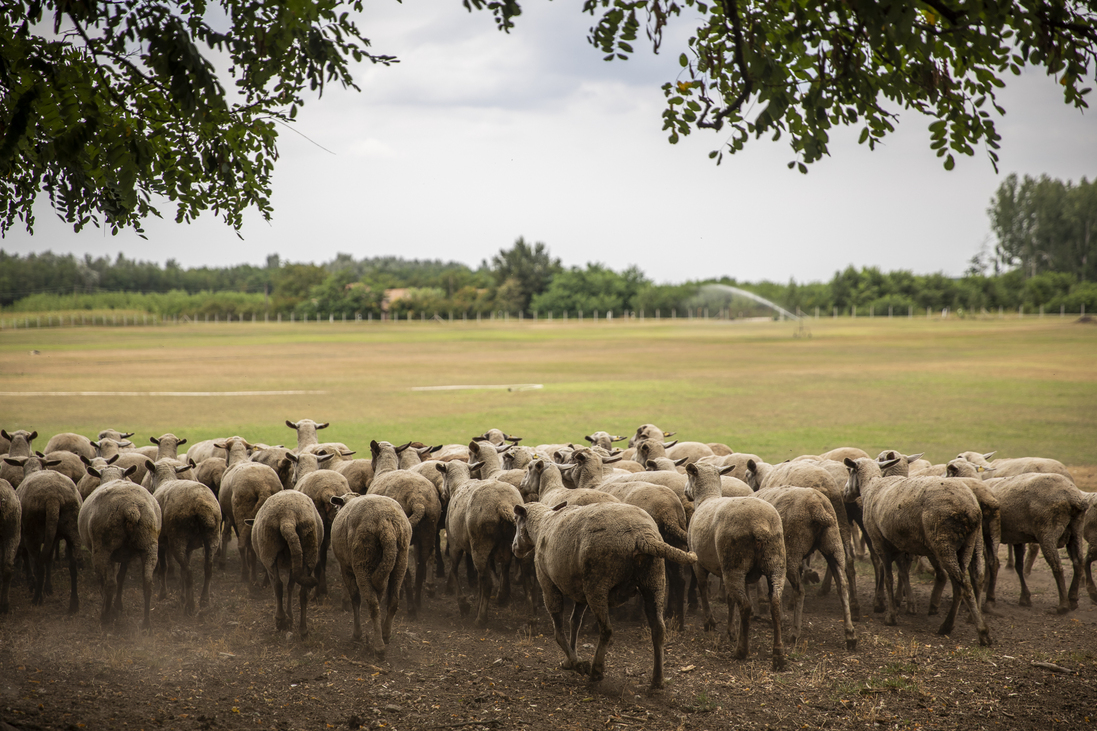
[188,458,198,469]
[107,454,119,465]
[285,452,298,463]
[747,458,757,471]
[28,431,38,440]
[119,440,134,448]
[318,452,335,465]
[143,458,156,472]
[122,465,137,478]
[177,438,187,446]
[435,462,448,474]
[552,501,568,512]
[982,451,996,460]
[174,464,190,475]
[674,457,689,467]
[946,463,960,477]
[906,452,924,462]
[513,504,527,520]
[316,422,329,430]
[35,450,45,458]
[244,518,255,527]
[90,440,100,450]
[150,436,160,445]
[601,455,622,464]
[80,455,93,467]
[330,495,348,508]
[685,463,699,476]
[120,432,134,440]
[468,460,484,472]
[612,435,625,442]
[0,430,9,441]
[88,466,103,478]
[663,431,676,439]
[584,434,594,443]
[719,464,735,476]
[286,420,298,429]
[429,444,443,454]
[877,451,897,461]
[44,459,62,468]
[213,441,227,449]
[843,457,858,469]
[664,439,679,448]
[505,435,522,444]
[879,457,901,470]
[340,450,356,458]
[467,440,480,452]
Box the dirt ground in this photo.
[2,487,1096,731]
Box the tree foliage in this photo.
[586,0,1097,170]
[0,0,394,237]
[988,174,1097,280]
[489,237,563,314]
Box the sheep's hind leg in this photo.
[638,580,667,690]
[765,570,786,672]
[543,584,582,673]
[1013,544,1032,607]
[1037,536,1072,614]
[585,596,613,683]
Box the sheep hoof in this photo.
[846,638,858,651]
[772,656,786,672]
[1053,606,1071,615]
[703,619,716,632]
[978,633,993,647]
[458,599,471,616]
[1019,596,1032,607]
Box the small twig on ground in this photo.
[1031,661,1073,674]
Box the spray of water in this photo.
[696,283,800,321]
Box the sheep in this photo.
[217,437,285,582]
[707,442,734,456]
[436,460,525,626]
[245,489,323,637]
[819,447,871,462]
[329,493,412,656]
[185,438,232,464]
[468,439,526,487]
[0,429,38,487]
[746,458,861,620]
[332,455,375,495]
[583,431,625,450]
[194,457,227,497]
[685,463,787,670]
[512,500,697,689]
[250,445,297,489]
[139,434,192,490]
[958,450,1075,482]
[287,451,350,598]
[0,478,19,614]
[78,474,162,628]
[502,445,537,471]
[44,432,96,460]
[518,459,619,507]
[44,450,88,486]
[753,483,856,651]
[983,472,1087,614]
[151,475,222,614]
[843,457,992,646]
[9,455,82,612]
[93,438,151,486]
[285,418,330,453]
[1083,493,1097,604]
[367,440,442,615]
[627,423,675,448]
[475,429,522,446]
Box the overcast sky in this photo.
[5,0,1097,284]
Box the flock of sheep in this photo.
[1,422,1095,692]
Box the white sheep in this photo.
[287,451,351,598]
[150,466,222,615]
[246,489,323,638]
[78,475,162,628]
[685,463,787,670]
[329,493,412,656]
[843,458,992,646]
[512,500,697,689]
[217,437,284,582]
[0,477,19,614]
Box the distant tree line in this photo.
[3,173,1095,319]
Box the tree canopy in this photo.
[3,0,1095,237]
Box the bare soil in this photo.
[2,527,1096,731]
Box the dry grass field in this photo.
[1,316,1095,470]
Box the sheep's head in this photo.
[946,459,981,479]
[518,459,544,501]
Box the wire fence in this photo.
[0,303,1089,330]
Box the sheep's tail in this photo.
[407,501,425,529]
[195,511,222,552]
[280,519,318,588]
[636,536,697,566]
[371,522,399,590]
[123,505,143,530]
[663,520,690,547]
[497,500,518,526]
[40,498,60,563]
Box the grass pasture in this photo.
[1,316,1095,468]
